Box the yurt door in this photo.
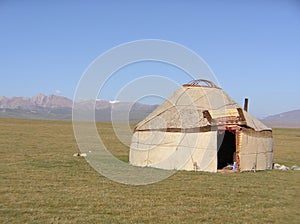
[217,130,236,169]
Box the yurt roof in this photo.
[135,80,271,132]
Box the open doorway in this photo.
[217,130,236,169]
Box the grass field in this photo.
[0,118,299,223]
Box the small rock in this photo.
[291,165,300,171]
[73,152,87,157]
[273,163,281,169]
[279,165,290,171]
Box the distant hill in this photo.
[261,109,300,128]
[0,94,158,122]
[0,94,73,109]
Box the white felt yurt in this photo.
[129,79,273,172]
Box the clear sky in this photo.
[1,0,299,117]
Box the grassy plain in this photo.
[0,118,299,223]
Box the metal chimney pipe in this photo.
[244,98,249,112]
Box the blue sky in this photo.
[0,0,299,117]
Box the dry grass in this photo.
[0,118,299,223]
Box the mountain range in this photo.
[0,94,158,123]
[0,94,299,128]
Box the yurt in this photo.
[129,79,273,172]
